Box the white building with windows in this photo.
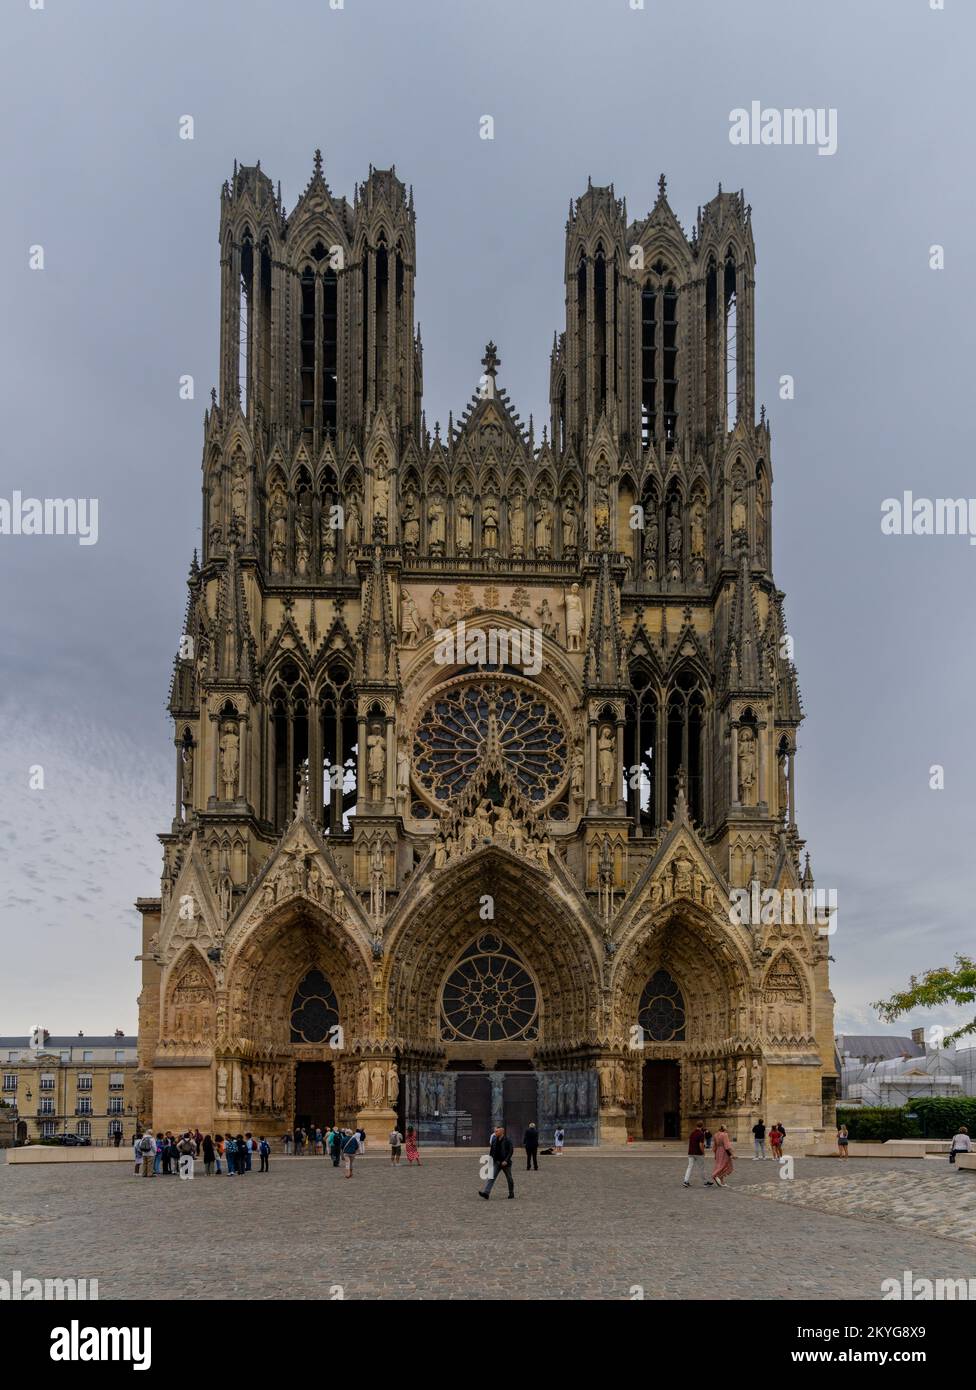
[836,1030,976,1106]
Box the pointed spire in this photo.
[313,147,323,177]
[658,171,667,201]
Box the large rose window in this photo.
[440,934,539,1042]
[637,969,686,1043]
[413,678,567,806]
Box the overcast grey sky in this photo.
[1,0,973,1039]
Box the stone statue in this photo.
[232,1062,242,1107]
[372,462,390,524]
[295,506,311,576]
[219,723,239,800]
[493,801,514,845]
[181,744,194,812]
[736,1058,748,1103]
[387,1066,399,1106]
[716,1064,728,1105]
[482,496,499,552]
[455,492,474,556]
[597,724,615,807]
[345,493,362,548]
[356,1061,370,1108]
[369,1064,386,1107]
[564,583,584,652]
[367,724,386,803]
[269,486,287,575]
[778,751,789,818]
[690,1067,701,1109]
[691,497,706,558]
[666,497,682,578]
[643,502,659,580]
[535,598,555,636]
[593,466,610,543]
[217,1064,228,1108]
[672,852,693,898]
[396,742,410,803]
[731,474,747,537]
[428,495,446,551]
[562,496,579,555]
[751,1064,763,1105]
[509,494,526,554]
[737,727,757,805]
[401,490,420,552]
[570,747,584,799]
[231,468,247,525]
[400,589,422,647]
[209,469,223,543]
[430,588,453,632]
[534,496,553,555]
[702,1068,713,1107]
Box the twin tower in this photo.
[137,151,834,1146]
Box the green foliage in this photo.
[873,954,976,1044]
[836,1107,921,1141]
[837,1099,976,1141]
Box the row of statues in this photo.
[648,852,717,910]
[689,1058,762,1109]
[355,1061,399,1109]
[216,1060,287,1113]
[433,798,553,870]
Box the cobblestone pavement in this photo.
[1,1152,973,1300]
[736,1165,976,1247]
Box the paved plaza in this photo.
[1,1151,974,1300]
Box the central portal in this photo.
[294,1061,335,1131]
[642,1060,681,1140]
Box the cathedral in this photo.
[135,153,836,1145]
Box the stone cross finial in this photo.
[313,148,323,177]
[658,172,667,200]
[481,341,500,379]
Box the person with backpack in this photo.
[341,1128,361,1178]
[138,1129,155,1177]
[153,1132,164,1175]
[224,1133,237,1176]
[202,1134,216,1175]
[389,1127,403,1164]
[752,1118,767,1160]
[258,1136,271,1172]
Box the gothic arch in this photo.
[163,945,216,1042]
[382,849,601,1047]
[225,901,372,1048]
[760,948,812,1038]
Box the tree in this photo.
[874,955,976,1044]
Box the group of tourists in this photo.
[132,1129,271,1176]
[751,1118,787,1159]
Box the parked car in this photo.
[56,1134,91,1147]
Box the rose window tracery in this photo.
[290,968,340,1044]
[413,679,567,806]
[440,933,539,1042]
[637,969,686,1043]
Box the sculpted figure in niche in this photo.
[597,724,616,807]
[534,495,553,556]
[401,489,420,552]
[231,466,247,526]
[209,469,223,545]
[643,508,659,580]
[736,1058,748,1103]
[181,743,194,814]
[731,473,747,538]
[216,1064,228,1108]
[372,461,390,523]
[737,727,757,805]
[387,1066,399,1106]
[509,493,526,555]
[702,1068,714,1107]
[367,723,386,803]
[482,496,499,552]
[690,496,706,558]
[369,1064,386,1107]
[562,495,579,555]
[356,1062,370,1108]
[570,747,584,800]
[219,722,239,800]
[428,494,446,552]
[396,742,410,806]
[455,491,474,556]
[715,1064,728,1106]
[751,1064,762,1105]
[671,852,693,898]
[295,502,311,577]
[269,484,287,575]
[778,751,789,819]
[666,497,682,579]
[232,1063,242,1107]
[564,583,584,652]
[690,1067,702,1108]
[593,464,611,544]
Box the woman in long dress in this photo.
[712,1125,735,1186]
[405,1126,421,1165]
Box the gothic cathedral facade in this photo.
[135,155,836,1144]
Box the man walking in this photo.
[683,1119,712,1188]
[258,1136,270,1172]
[523,1122,539,1171]
[138,1129,155,1178]
[479,1125,515,1200]
[752,1118,767,1160]
[389,1127,403,1164]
